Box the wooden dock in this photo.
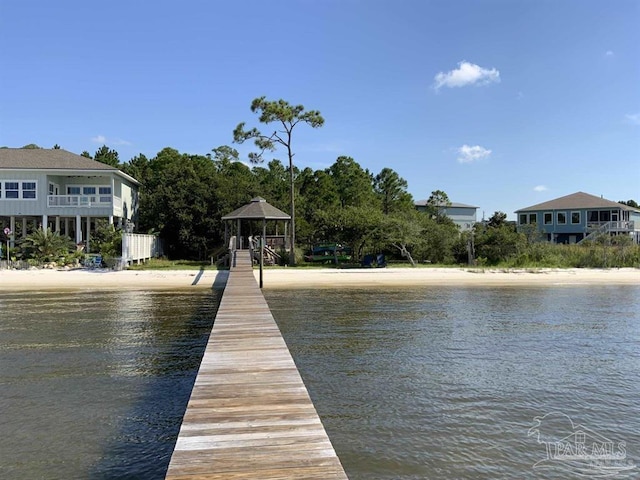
[165,250,348,479]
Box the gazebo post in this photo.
[260,219,266,288]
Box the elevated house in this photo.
[0,148,139,252]
[415,200,478,231]
[515,191,640,244]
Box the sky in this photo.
[1,0,638,219]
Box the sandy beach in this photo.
[0,266,637,291]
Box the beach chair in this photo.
[84,254,102,269]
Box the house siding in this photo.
[0,171,49,215]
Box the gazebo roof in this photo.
[222,197,291,221]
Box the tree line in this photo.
[6,95,639,268]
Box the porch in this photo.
[47,194,123,216]
[0,214,127,254]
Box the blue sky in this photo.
[1,0,638,218]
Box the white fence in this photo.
[122,233,163,264]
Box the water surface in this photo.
[265,285,640,479]
[0,290,221,479]
[2,285,638,479]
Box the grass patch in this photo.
[127,258,222,270]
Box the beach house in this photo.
[415,200,478,231]
[0,148,139,250]
[515,191,640,244]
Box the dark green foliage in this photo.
[92,220,122,258]
[110,142,638,266]
[94,145,120,167]
[619,199,639,208]
[328,156,377,209]
[474,216,525,265]
[20,228,75,262]
[374,168,413,214]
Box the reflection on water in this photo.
[2,285,638,479]
[265,286,640,480]
[0,290,221,480]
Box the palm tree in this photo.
[21,228,75,262]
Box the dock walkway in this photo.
[165,249,348,479]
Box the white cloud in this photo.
[91,135,131,146]
[625,113,640,125]
[434,61,500,91]
[605,50,614,57]
[456,144,491,163]
[533,185,548,192]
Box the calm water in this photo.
[0,290,221,480]
[265,285,640,480]
[1,285,639,479]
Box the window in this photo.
[544,212,553,225]
[83,186,96,195]
[67,186,81,195]
[98,186,112,203]
[1,181,37,199]
[22,182,36,199]
[5,182,19,198]
[599,211,610,222]
[519,213,538,224]
[557,212,566,224]
[588,211,598,222]
[571,211,581,224]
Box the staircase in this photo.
[579,221,637,244]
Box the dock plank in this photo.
[165,250,348,479]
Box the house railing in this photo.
[47,194,122,209]
[580,221,637,244]
[587,221,635,232]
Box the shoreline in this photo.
[0,267,638,291]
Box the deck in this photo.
[165,249,348,479]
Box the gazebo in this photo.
[221,196,291,254]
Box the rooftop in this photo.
[515,191,639,213]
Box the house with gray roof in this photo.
[0,148,139,251]
[415,200,478,231]
[515,191,640,244]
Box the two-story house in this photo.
[0,148,139,251]
[415,200,478,231]
[515,191,640,244]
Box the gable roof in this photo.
[516,191,639,213]
[0,148,139,184]
[222,197,291,221]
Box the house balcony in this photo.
[47,195,123,215]
[587,221,636,233]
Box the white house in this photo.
[0,148,139,251]
[415,200,479,231]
